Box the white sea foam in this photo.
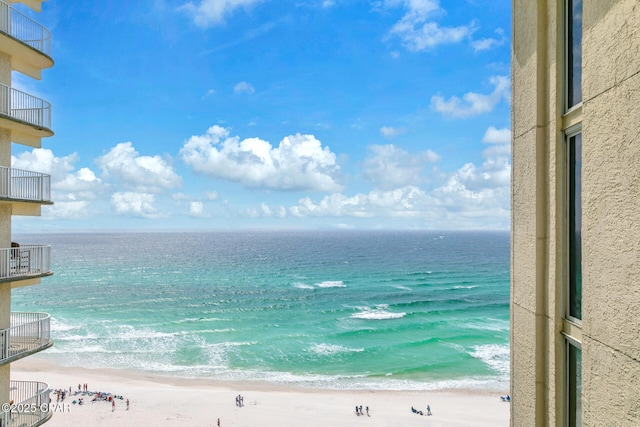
[317,280,346,288]
[49,317,79,332]
[174,317,222,324]
[57,334,99,341]
[453,285,479,289]
[463,318,510,332]
[350,305,406,320]
[469,344,510,376]
[293,282,314,289]
[392,285,411,291]
[308,343,364,356]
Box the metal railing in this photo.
[0,167,51,203]
[1,380,51,427]
[0,83,52,131]
[0,0,52,56]
[0,312,51,364]
[0,245,51,280]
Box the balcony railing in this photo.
[0,245,51,281]
[0,0,52,57]
[1,380,51,427]
[0,167,51,203]
[0,83,51,131]
[0,312,51,364]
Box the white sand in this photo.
[11,359,509,427]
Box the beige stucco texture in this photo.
[582,72,640,361]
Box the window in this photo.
[567,131,582,320]
[567,341,582,427]
[566,0,583,109]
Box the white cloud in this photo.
[430,75,510,118]
[111,192,161,218]
[380,126,406,137]
[96,142,182,193]
[234,81,255,94]
[205,191,219,200]
[289,186,436,218]
[189,201,207,217]
[12,148,102,193]
[12,148,102,220]
[482,126,512,160]
[482,126,511,144]
[385,0,476,51]
[288,124,511,229]
[179,0,263,28]
[472,28,507,52]
[43,201,91,220]
[203,88,216,98]
[180,125,343,192]
[363,144,440,189]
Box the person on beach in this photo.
[366,406,369,416]
[126,399,130,410]
[355,405,360,416]
[427,404,431,416]
[217,418,221,426]
[112,400,115,411]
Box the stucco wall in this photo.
[513,0,640,426]
[580,1,640,424]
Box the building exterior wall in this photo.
[0,0,53,424]
[512,0,640,425]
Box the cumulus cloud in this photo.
[96,142,182,193]
[286,125,511,229]
[380,126,406,137]
[289,186,436,218]
[482,126,512,161]
[111,192,161,218]
[384,0,476,51]
[12,148,102,193]
[180,125,343,192]
[482,126,510,144]
[430,75,510,118]
[43,201,91,220]
[234,81,255,94]
[189,201,207,217]
[180,0,263,28]
[363,144,440,190]
[472,28,507,52]
[12,148,103,220]
[205,191,219,200]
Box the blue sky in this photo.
[13,0,511,232]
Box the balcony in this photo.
[0,83,52,140]
[0,312,51,365]
[0,167,52,204]
[0,245,51,283]
[1,380,52,427]
[0,0,53,78]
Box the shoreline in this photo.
[12,358,510,426]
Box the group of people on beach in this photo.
[235,394,244,407]
[354,405,370,416]
[55,384,130,411]
[411,404,432,416]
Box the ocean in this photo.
[11,230,510,391]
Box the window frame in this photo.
[564,125,582,324]
[565,338,582,427]
[565,0,583,112]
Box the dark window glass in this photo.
[568,344,582,427]
[567,0,583,107]
[569,133,582,319]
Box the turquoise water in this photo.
[12,231,510,391]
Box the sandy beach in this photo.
[10,358,509,427]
